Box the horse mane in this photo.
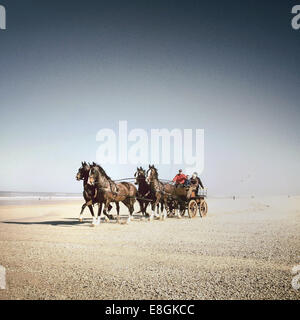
[92,162,112,181]
[137,167,146,176]
[152,166,159,178]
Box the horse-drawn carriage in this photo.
[167,187,208,218]
[76,162,208,225]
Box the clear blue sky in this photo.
[0,0,299,195]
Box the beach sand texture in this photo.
[0,196,299,300]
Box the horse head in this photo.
[146,165,158,183]
[76,161,90,181]
[134,166,146,185]
[88,163,112,187]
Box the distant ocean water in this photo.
[0,191,82,202]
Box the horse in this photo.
[145,165,172,221]
[134,166,165,219]
[146,165,189,220]
[134,167,150,218]
[76,162,113,225]
[133,167,162,217]
[88,163,137,224]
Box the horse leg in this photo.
[129,197,135,221]
[100,202,110,222]
[107,203,114,220]
[122,199,133,223]
[116,202,120,223]
[175,200,182,219]
[155,194,162,220]
[96,202,103,225]
[156,203,160,216]
[161,201,166,220]
[138,199,143,217]
[88,204,97,226]
[143,200,150,219]
[140,201,145,220]
[162,196,170,221]
[122,199,132,224]
[137,198,143,214]
[102,199,110,220]
[149,201,156,222]
[144,201,150,217]
[143,201,146,217]
[79,203,86,222]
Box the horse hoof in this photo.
[91,218,98,226]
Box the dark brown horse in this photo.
[134,167,150,218]
[76,162,113,225]
[146,165,189,219]
[89,164,137,224]
[134,167,163,218]
[146,165,173,221]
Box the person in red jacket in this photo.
[173,169,187,186]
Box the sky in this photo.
[0,0,299,196]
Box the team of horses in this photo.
[76,162,199,226]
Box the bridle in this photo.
[134,170,146,184]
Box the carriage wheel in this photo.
[199,200,208,217]
[188,200,198,218]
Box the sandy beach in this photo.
[0,196,299,300]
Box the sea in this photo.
[0,191,82,205]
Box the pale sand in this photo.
[0,196,299,300]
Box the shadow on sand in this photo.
[2,215,146,227]
[2,219,91,227]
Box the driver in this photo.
[172,169,187,187]
[189,172,204,194]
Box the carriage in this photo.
[167,187,208,218]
